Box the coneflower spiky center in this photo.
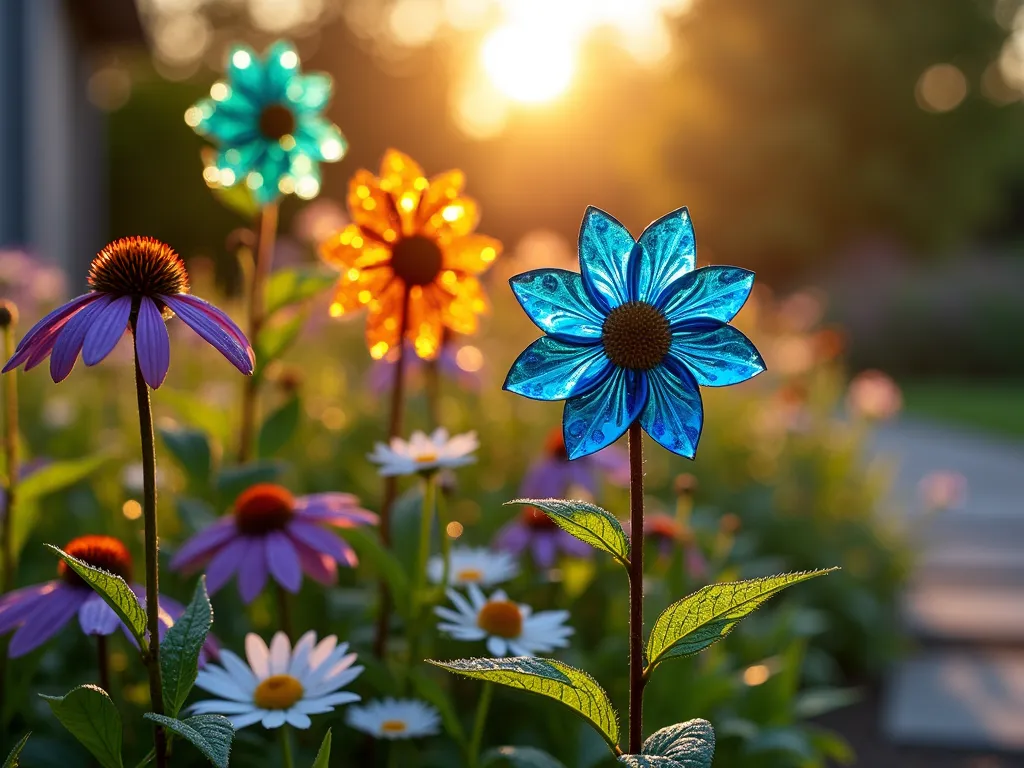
[59,535,133,586]
[233,483,295,535]
[88,237,190,298]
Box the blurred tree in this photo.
[625,0,1024,280]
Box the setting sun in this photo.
[481,25,575,103]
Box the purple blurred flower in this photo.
[0,535,214,659]
[170,483,377,604]
[494,428,629,568]
[368,339,484,393]
[0,250,65,318]
[2,237,254,389]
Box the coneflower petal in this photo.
[82,295,132,366]
[3,293,99,372]
[24,317,74,371]
[50,296,113,383]
[163,295,254,375]
[172,294,254,366]
[136,296,171,388]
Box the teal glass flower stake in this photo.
[186,40,348,462]
[504,206,765,753]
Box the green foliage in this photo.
[45,544,147,648]
[214,462,283,504]
[158,426,212,487]
[143,714,233,768]
[41,685,122,768]
[482,746,568,768]
[619,721,715,768]
[338,526,410,615]
[258,396,301,458]
[311,729,332,768]
[430,658,619,752]
[508,499,629,568]
[254,314,305,377]
[266,267,337,316]
[410,669,466,745]
[160,577,213,718]
[647,571,838,671]
[2,732,30,768]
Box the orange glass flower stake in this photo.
[320,149,501,656]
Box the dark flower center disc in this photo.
[390,234,443,287]
[59,535,134,586]
[259,104,296,141]
[88,236,190,298]
[234,483,295,535]
[601,301,671,370]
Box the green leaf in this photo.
[160,577,213,718]
[19,454,110,502]
[311,728,332,768]
[483,746,568,768]
[158,427,212,485]
[3,732,30,767]
[40,685,123,768]
[158,389,231,443]
[214,462,284,505]
[646,570,838,670]
[507,499,629,567]
[254,314,304,374]
[144,714,233,768]
[618,757,680,767]
[620,720,715,768]
[212,180,259,220]
[266,267,337,316]
[337,527,410,616]
[46,545,147,648]
[429,657,619,752]
[257,396,301,458]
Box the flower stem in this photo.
[436,485,452,589]
[627,421,645,755]
[275,582,292,640]
[373,287,410,659]
[467,681,493,768]
[405,473,437,685]
[97,634,111,694]
[238,202,279,463]
[280,724,295,768]
[1,320,18,594]
[133,342,167,768]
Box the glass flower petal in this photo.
[418,170,466,224]
[577,206,634,313]
[442,234,502,276]
[365,281,406,360]
[226,45,264,102]
[660,266,755,326]
[510,269,605,342]
[640,355,704,458]
[670,323,765,387]
[563,366,648,459]
[347,170,401,241]
[264,41,300,99]
[632,207,697,305]
[407,286,445,360]
[288,73,333,113]
[504,336,610,401]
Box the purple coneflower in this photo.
[2,236,254,388]
[170,483,377,604]
[494,428,629,568]
[0,535,215,658]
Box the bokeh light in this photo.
[915,63,968,112]
[481,25,575,104]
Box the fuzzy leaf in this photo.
[311,728,332,768]
[618,757,681,767]
[266,268,337,316]
[430,657,618,751]
[41,685,122,768]
[483,745,568,768]
[646,570,838,670]
[158,427,212,484]
[144,714,232,768]
[257,396,301,458]
[507,499,629,566]
[639,720,715,768]
[46,545,147,647]
[160,577,213,717]
[3,732,30,767]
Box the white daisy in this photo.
[427,547,519,587]
[191,630,362,730]
[345,698,441,740]
[368,427,478,477]
[434,584,573,657]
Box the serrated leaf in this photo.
[508,499,629,566]
[266,268,336,316]
[483,745,568,768]
[214,462,283,505]
[3,732,30,767]
[144,714,232,768]
[618,757,681,767]
[158,427,212,484]
[161,577,213,717]
[311,728,332,768]
[254,314,304,375]
[46,545,147,647]
[19,455,110,502]
[640,720,715,768]
[429,657,619,751]
[257,396,301,458]
[41,685,123,768]
[338,527,409,615]
[646,569,838,670]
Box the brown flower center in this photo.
[455,567,484,583]
[59,535,133,586]
[601,301,671,370]
[259,104,296,141]
[390,235,443,287]
[521,506,557,530]
[543,428,569,461]
[477,600,523,638]
[234,483,295,535]
[253,674,304,710]
[380,720,409,734]
[88,237,190,298]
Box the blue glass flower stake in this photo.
[503,205,765,752]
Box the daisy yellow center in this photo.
[253,674,304,710]
[390,234,443,287]
[456,567,484,582]
[380,720,408,734]
[259,103,296,141]
[416,453,438,464]
[521,506,557,530]
[88,236,190,299]
[59,535,134,586]
[234,483,295,535]
[601,301,671,371]
[477,600,523,638]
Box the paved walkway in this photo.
[872,419,1024,751]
